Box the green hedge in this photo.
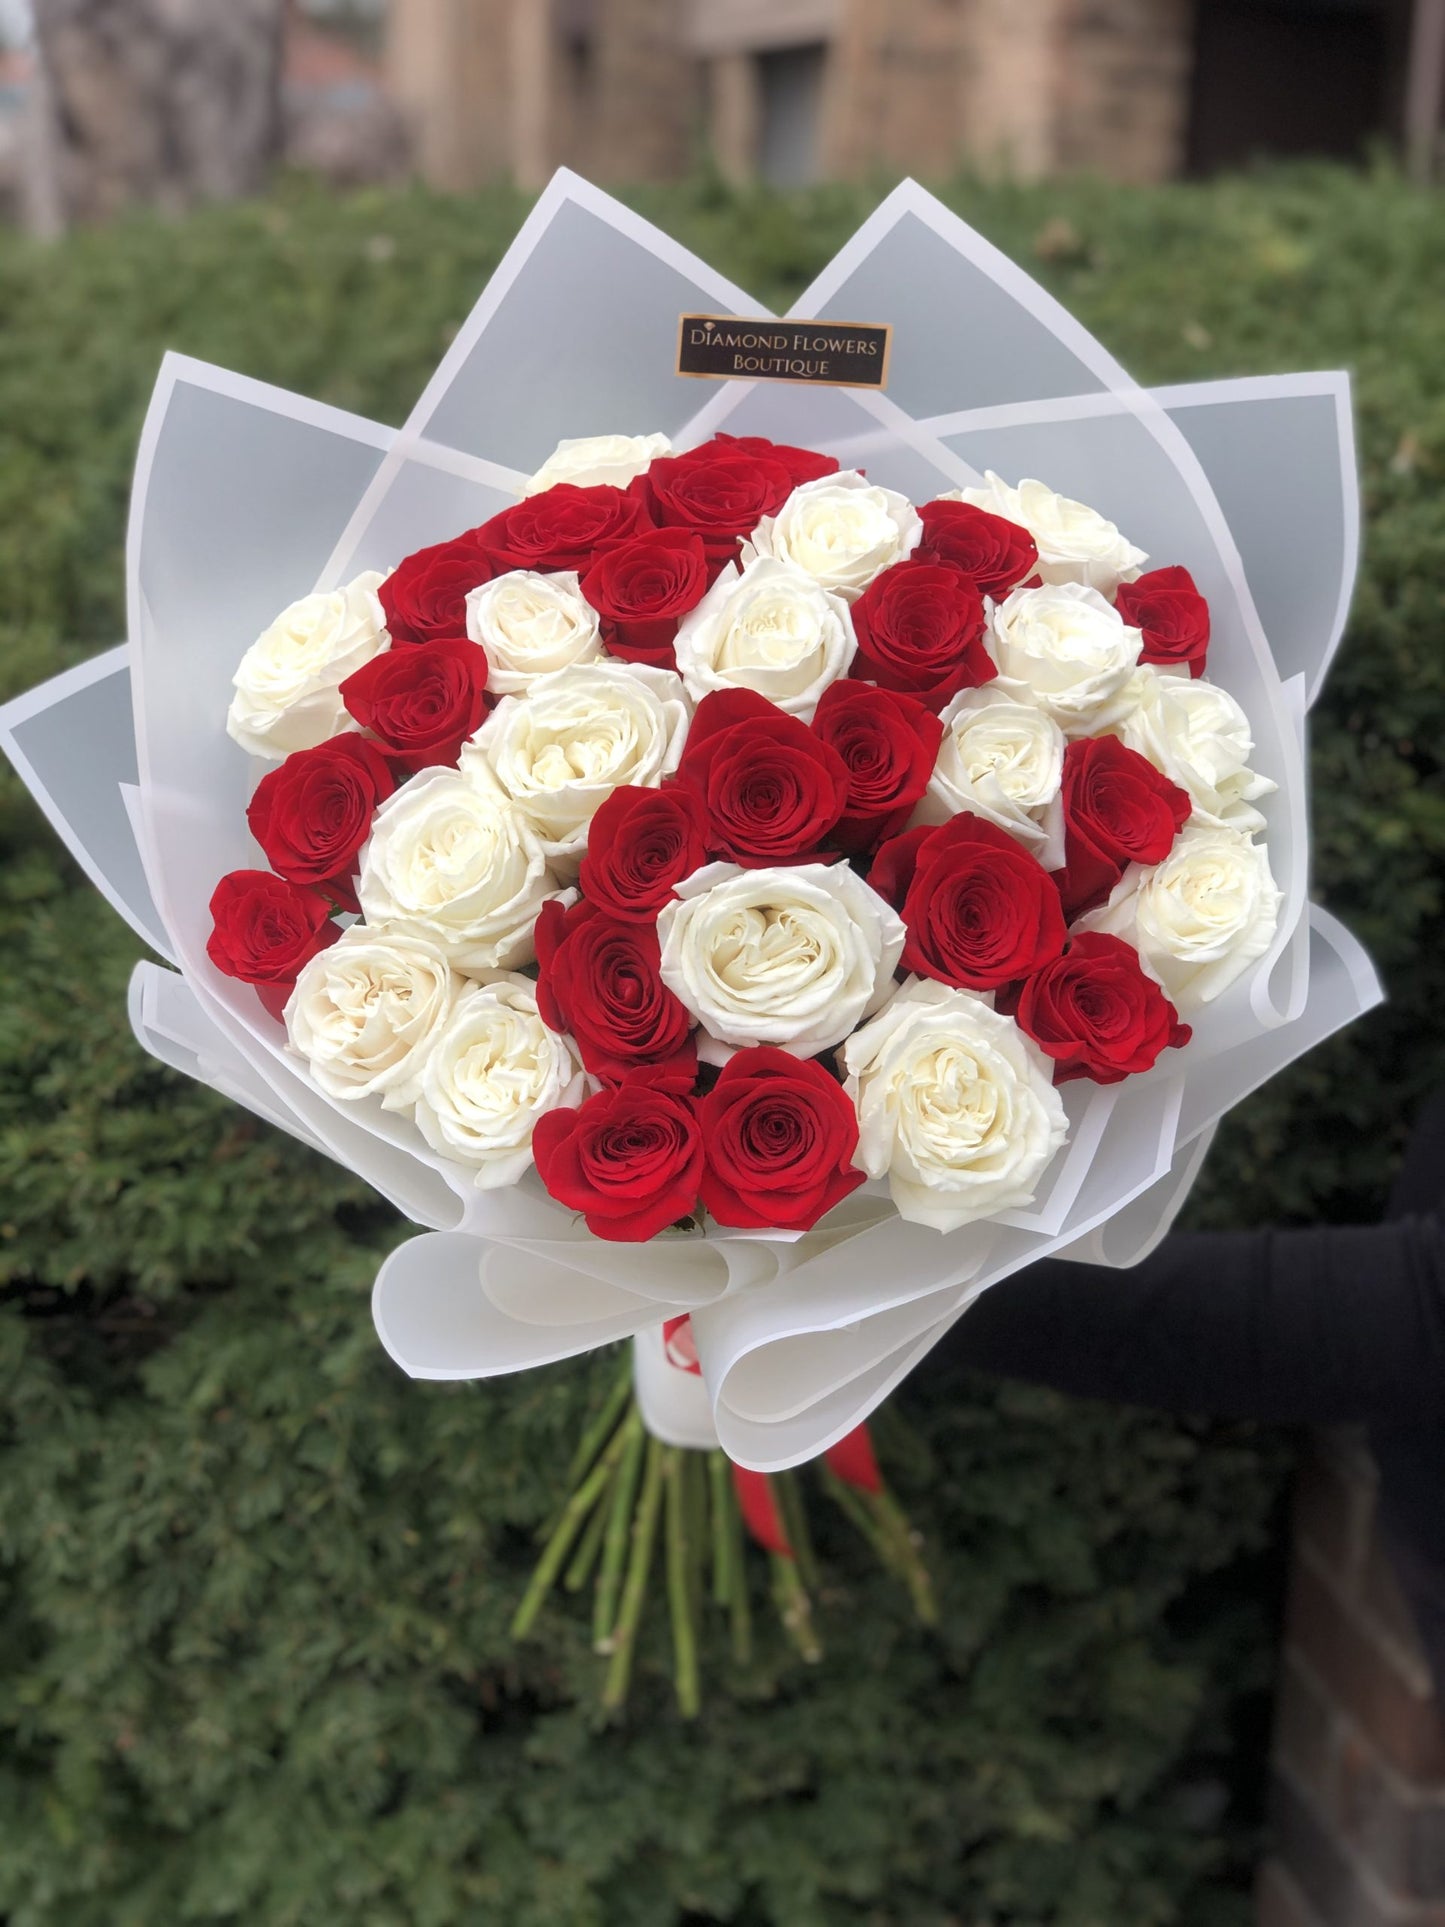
[1,166,1441,1926]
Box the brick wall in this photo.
[586,0,698,183]
[1259,1433,1445,1927]
[821,0,972,180]
[388,0,1202,188]
[1053,0,1195,184]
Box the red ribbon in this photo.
[661,1314,701,1374]
[823,1423,883,1494]
[661,1320,880,1548]
[730,1466,792,1556]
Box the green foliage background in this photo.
[1,166,1441,1925]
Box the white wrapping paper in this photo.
[0,173,1381,1470]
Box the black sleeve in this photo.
[934,1217,1445,1435]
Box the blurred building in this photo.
[386,0,1442,189]
[0,0,407,222]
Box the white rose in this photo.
[412,974,586,1187]
[357,761,563,973]
[522,432,671,495]
[1076,821,1281,1014]
[672,556,856,718]
[919,685,1065,865]
[465,661,689,866]
[465,569,602,694]
[744,470,921,601]
[656,861,905,1061]
[949,471,1147,595]
[1119,665,1277,835]
[285,926,455,1111]
[226,571,389,760]
[842,977,1067,1233]
[990,581,1142,735]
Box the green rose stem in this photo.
[601,1436,666,1714]
[564,1483,610,1594]
[707,1450,734,1607]
[770,1552,821,1664]
[511,1418,629,1641]
[820,1468,937,1626]
[870,1483,938,1627]
[593,1407,646,1650]
[538,1351,633,1543]
[774,1471,820,1592]
[664,1449,701,1719]
[696,1450,761,1670]
[684,1448,708,1622]
[820,1467,895,1569]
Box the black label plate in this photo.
[676,315,891,390]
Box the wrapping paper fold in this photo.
[0,172,1380,1470]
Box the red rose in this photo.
[380,532,494,644]
[708,432,839,490]
[811,681,944,855]
[866,824,936,912]
[478,483,652,573]
[533,1085,704,1242]
[675,688,849,867]
[578,784,708,921]
[245,734,395,909]
[206,870,340,1019]
[1057,736,1192,922]
[535,898,696,1090]
[580,528,711,669]
[634,440,797,563]
[340,636,489,772]
[917,499,1039,598]
[1114,565,1211,678]
[699,1048,865,1231]
[1015,933,1191,1084]
[900,812,1065,990]
[849,559,994,709]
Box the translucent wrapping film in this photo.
[0,172,1381,1470]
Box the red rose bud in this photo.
[708,432,839,490]
[478,482,652,573]
[634,441,798,564]
[849,558,994,709]
[532,1084,704,1242]
[206,869,340,1017]
[867,824,937,913]
[245,733,396,908]
[578,783,708,921]
[676,687,850,867]
[580,527,711,669]
[534,898,697,1090]
[380,531,495,644]
[917,499,1039,599]
[699,1047,865,1232]
[1114,565,1211,678]
[340,636,489,772]
[811,681,944,855]
[1015,932,1191,1084]
[1058,735,1192,922]
[900,812,1066,990]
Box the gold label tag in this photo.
[676,315,891,390]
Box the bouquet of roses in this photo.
[0,173,1380,1707]
[212,436,1256,1257]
